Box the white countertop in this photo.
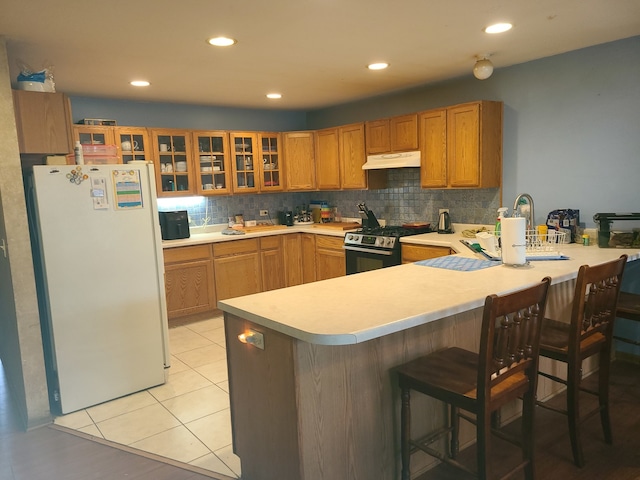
[161,223,351,248]
[218,231,640,345]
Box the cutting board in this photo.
[311,222,361,230]
[232,224,288,233]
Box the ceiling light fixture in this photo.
[367,62,389,70]
[484,22,513,34]
[266,93,282,99]
[207,36,237,47]
[473,55,494,80]
[130,80,150,87]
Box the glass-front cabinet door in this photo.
[193,131,231,195]
[230,132,259,193]
[150,129,194,196]
[114,127,151,164]
[73,125,115,148]
[258,132,283,191]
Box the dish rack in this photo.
[509,229,567,258]
[482,230,567,260]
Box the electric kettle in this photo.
[437,211,453,234]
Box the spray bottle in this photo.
[495,207,509,248]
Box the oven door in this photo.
[344,245,401,275]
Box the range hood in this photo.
[362,150,421,170]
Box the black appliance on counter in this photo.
[345,203,433,275]
[159,210,190,240]
[278,210,294,226]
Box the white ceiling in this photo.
[2,0,639,110]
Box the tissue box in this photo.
[546,209,579,243]
[593,213,640,248]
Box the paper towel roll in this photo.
[501,217,527,266]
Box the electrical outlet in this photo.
[260,209,269,217]
[439,208,449,215]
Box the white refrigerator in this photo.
[26,164,170,414]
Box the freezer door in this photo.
[30,164,168,414]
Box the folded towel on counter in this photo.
[416,256,500,271]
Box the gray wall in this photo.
[307,36,640,228]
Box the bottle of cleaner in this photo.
[495,207,509,248]
[74,141,84,165]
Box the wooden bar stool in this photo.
[614,291,640,346]
[536,255,627,468]
[397,277,551,480]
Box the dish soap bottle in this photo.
[495,207,508,248]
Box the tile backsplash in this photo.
[157,168,500,228]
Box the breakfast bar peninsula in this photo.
[218,240,639,480]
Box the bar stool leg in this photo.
[567,364,585,468]
[522,391,536,480]
[476,411,491,480]
[401,387,411,480]
[450,405,459,458]
[598,347,613,444]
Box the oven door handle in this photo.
[343,245,394,256]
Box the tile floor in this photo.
[53,314,240,479]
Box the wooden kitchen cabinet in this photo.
[150,129,195,196]
[258,133,283,192]
[365,113,418,154]
[340,122,388,190]
[419,100,502,189]
[73,125,115,149]
[260,236,286,291]
[283,131,316,191]
[114,127,152,164]
[401,244,452,263]
[283,234,304,287]
[163,245,216,320]
[193,130,232,195]
[315,235,345,280]
[13,90,73,154]
[301,233,317,284]
[230,132,259,193]
[213,239,262,301]
[315,128,341,190]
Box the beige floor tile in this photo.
[185,316,224,334]
[194,358,229,384]
[130,425,210,464]
[185,408,233,452]
[86,390,158,423]
[97,403,180,445]
[162,385,229,424]
[214,444,242,477]
[175,343,227,369]
[167,355,190,374]
[148,368,213,402]
[189,453,238,478]
[169,326,214,354]
[54,409,94,429]
[78,424,103,438]
[216,380,229,393]
[198,326,227,347]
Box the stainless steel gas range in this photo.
[344,204,433,275]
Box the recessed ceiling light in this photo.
[266,93,282,99]
[130,80,150,87]
[484,23,513,34]
[207,36,237,47]
[367,62,389,70]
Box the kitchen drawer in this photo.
[315,235,344,250]
[213,238,260,257]
[401,244,452,263]
[260,235,282,250]
[163,244,212,263]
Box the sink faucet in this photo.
[513,193,535,231]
